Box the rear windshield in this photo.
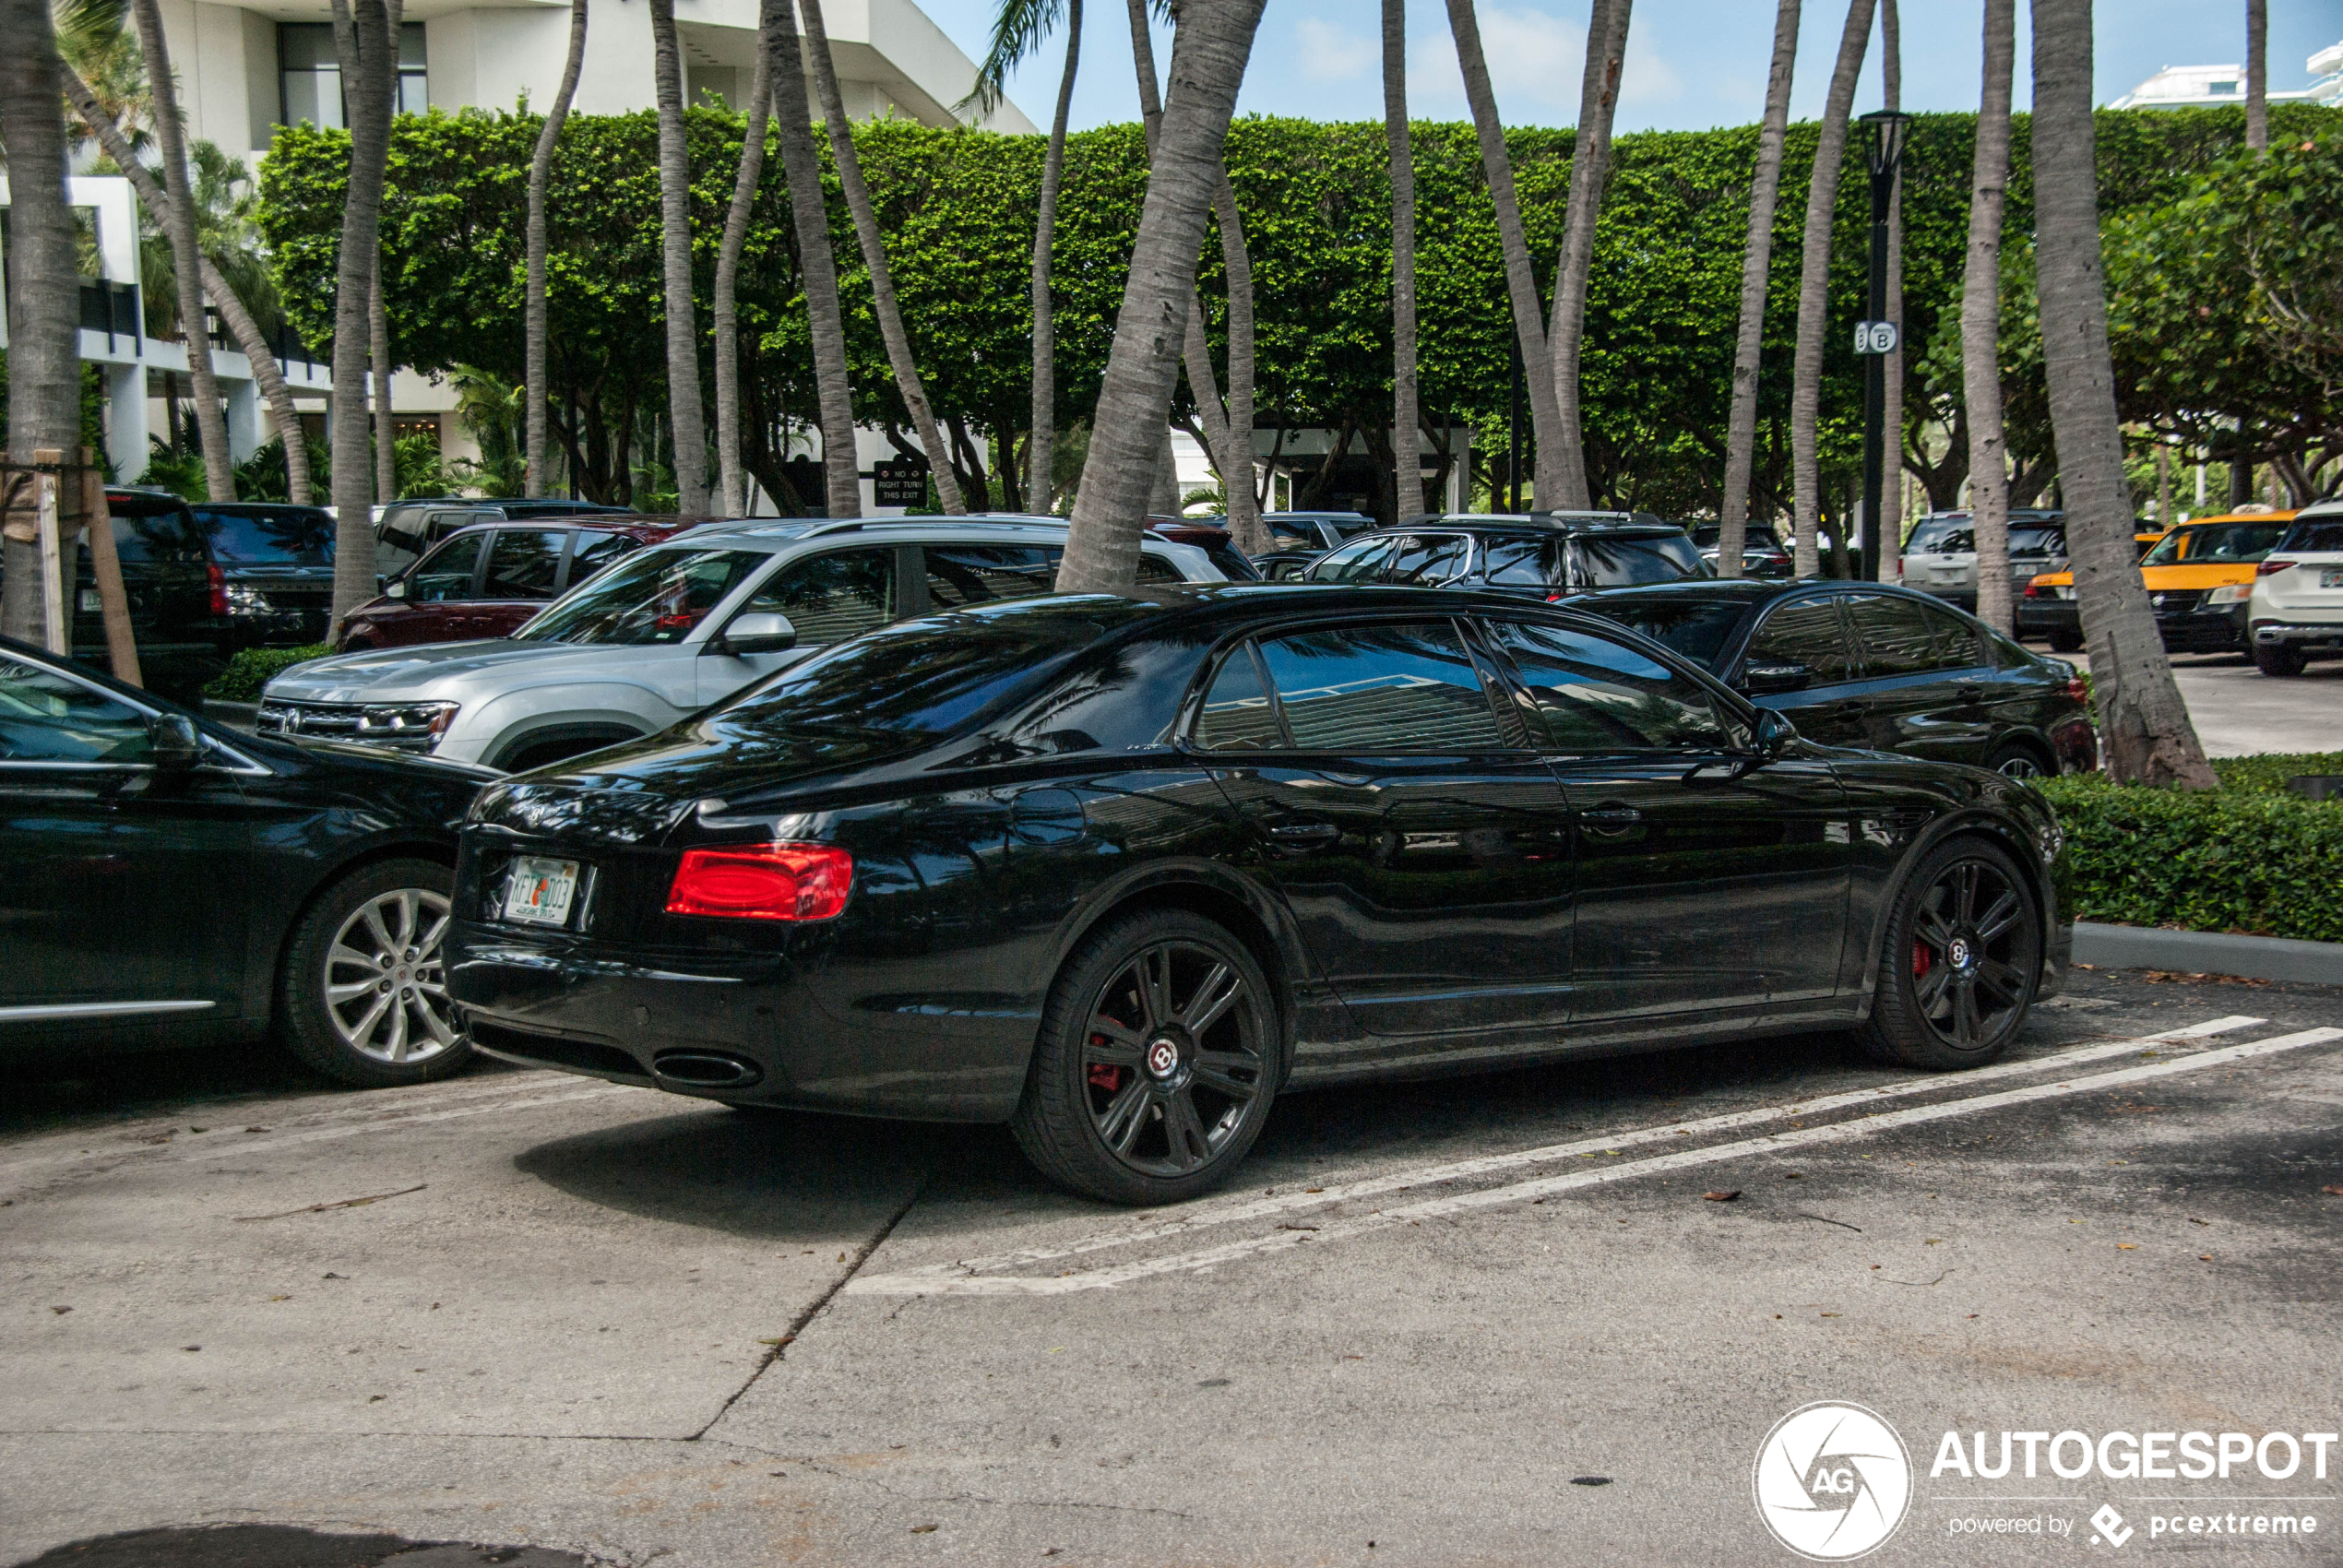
[2008,526,2066,559]
[2277,520,2343,554]
[518,547,768,645]
[1576,533,1707,587]
[1575,597,1752,671]
[194,507,335,565]
[1905,518,1966,554]
[1202,539,1261,582]
[2142,522,2288,566]
[713,599,1135,739]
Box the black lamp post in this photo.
[1855,109,1912,584]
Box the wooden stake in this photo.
[81,466,141,686]
[37,471,66,655]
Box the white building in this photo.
[5,0,1031,504]
[2106,38,2343,110]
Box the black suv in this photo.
[375,496,635,578]
[191,501,339,647]
[1301,512,1708,596]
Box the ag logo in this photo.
[1753,1402,1912,1560]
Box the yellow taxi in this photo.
[2017,510,2294,653]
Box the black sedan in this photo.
[1572,580,2098,778]
[1,635,489,1085]
[448,585,2071,1206]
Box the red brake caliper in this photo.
[1088,1036,1122,1093]
[1912,940,1933,978]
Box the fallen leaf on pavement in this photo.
[49,1306,70,1314]
[234,1184,427,1222]
[2116,1242,2138,1250]
[2323,1186,2343,1197]
[909,1524,938,1534]
[756,1335,796,1348]
[1704,1190,1741,1203]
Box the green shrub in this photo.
[204,643,332,703]
[2040,764,2343,943]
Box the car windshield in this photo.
[518,547,767,645]
[2277,520,2343,553]
[1575,597,1752,671]
[1576,533,1707,587]
[1906,519,1966,554]
[196,508,335,565]
[2142,522,2288,566]
[712,599,1136,739]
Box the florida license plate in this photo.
[78,588,101,612]
[2322,568,2343,588]
[502,856,579,926]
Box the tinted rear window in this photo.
[2278,520,2343,554]
[195,507,335,565]
[1575,533,1706,587]
[1905,519,1965,554]
[1576,597,1752,671]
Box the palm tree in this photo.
[0,0,80,640]
[2245,0,2267,155]
[967,0,1083,517]
[1384,0,1421,521]
[1787,0,1873,577]
[1877,0,1903,582]
[1057,0,1266,591]
[647,0,709,515]
[1961,0,2016,634]
[63,74,315,501]
[129,0,235,500]
[767,0,860,518]
[326,0,398,624]
[1122,2,1181,518]
[1446,0,1562,507]
[1545,0,1631,511]
[1716,0,1801,578]
[801,0,967,515]
[372,252,396,502]
[2030,0,2214,788]
[711,37,769,517]
[524,0,586,497]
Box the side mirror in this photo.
[1754,708,1798,758]
[384,578,407,600]
[149,713,204,772]
[1741,660,1812,695]
[708,611,796,656]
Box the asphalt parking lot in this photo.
[2030,646,2343,758]
[5,967,2340,1566]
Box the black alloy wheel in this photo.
[1014,909,1277,1205]
[1987,745,2047,780]
[1859,838,2040,1070]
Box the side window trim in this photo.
[1482,614,1735,755]
[552,529,582,595]
[1243,614,1511,757]
[1183,636,1289,752]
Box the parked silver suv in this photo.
[259,517,1230,772]
[1899,510,2068,612]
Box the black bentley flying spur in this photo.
[448,585,2071,1205]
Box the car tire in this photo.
[1985,744,2049,780]
[2048,629,2084,654]
[2254,644,2308,677]
[278,858,472,1087]
[1858,837,2041,1072]
[1011,908,1279,1206]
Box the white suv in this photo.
[2246,502,2343,676]
[257,517,1231,771]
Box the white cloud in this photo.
[1293,16,1378,83]
[1406,5,1683,121]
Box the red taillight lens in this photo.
[2255,558,2296,577]
[665,841,852,921]
[2022,581,2041,599]
[2065,678,2088,703]
[207,563,227,615]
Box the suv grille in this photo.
[256,700,436,751]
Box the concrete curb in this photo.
[2075,921,2343,986]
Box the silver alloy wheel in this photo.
[1994,752,2044,779]
[325,887,456,1063]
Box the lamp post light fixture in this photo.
[1856,108,1912,585]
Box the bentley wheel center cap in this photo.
[1947,937,1974,970]
[1146,1039,1182,1079]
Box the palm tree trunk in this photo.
[1124,0,1183,522]
[712,42,770,518]
[2030,0,2215,789]
[1544,0,1631,511]
[767,0,861,518]
[648,0,710,515]
[525,0,588,497]
[1385,0,1422,520]
[1789,0,1873,576]
[1446,0,1562,508]
[1716,0,1801,578]
[0,0,78,640]
[801,0,966,515]
[131,0,237,502]
[371,253,397,502]
[1877,0,1904,583]
[1059,0,1267,591]
[327,0,398,624]
[62,64,313,503]
[1029,0,1082,517]
[1962,0,2016,634]
[2245,0,2267,155]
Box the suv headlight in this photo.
[2205,584,2251,607]
[355,701,459,749]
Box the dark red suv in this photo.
[336,517,711,652]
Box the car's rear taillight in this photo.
[207,563,227,615]
[2065,677,2089,703]
[2255,558,2297,577]
[2023,581,2041,599]
[665,842,852,921]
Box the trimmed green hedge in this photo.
[2040,753,2343,944]
[203,644,332,703]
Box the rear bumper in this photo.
[2154,608,2244,653]
[2015,600,2076,637]
[2252,619,2343,652]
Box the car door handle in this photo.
[1576,803,1643,837]
[1265,820,1340,849]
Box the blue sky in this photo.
[921,1,2343,135]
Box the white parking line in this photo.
[862,1017,2266,1287]
[849,1022,2339,1297]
